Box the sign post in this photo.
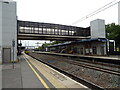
[12,40,15,69]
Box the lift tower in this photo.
[0,0,17,64]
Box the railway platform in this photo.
[2,53,88,89]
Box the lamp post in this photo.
[12,39,15,69]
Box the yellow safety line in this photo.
[25,57,50,90]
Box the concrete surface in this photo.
[2,63,22,88]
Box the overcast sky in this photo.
[15,0,119,46]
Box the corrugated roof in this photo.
[47,38,107,47]
[47,42,72,47]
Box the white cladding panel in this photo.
[119,2,120,25]
[90,19,105,38]
[2,1,17,46]
[0,1,2,64]
[0,2,2,47]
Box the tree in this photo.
[106,23,120,47]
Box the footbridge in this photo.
[17,20,90,41]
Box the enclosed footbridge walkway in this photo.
[17,20,90,41]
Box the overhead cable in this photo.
[72,0,119,25]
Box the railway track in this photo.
[33,53,120,76]
[63,59,120,76]
[73,58,120,69]
[28,52,120,89]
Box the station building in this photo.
[47,38,107,56]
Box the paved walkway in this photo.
[2,53,89,89]
[2,62,22,88]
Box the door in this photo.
[101,46,104,55]
[93,46,97,55]
[3,48,11,63]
